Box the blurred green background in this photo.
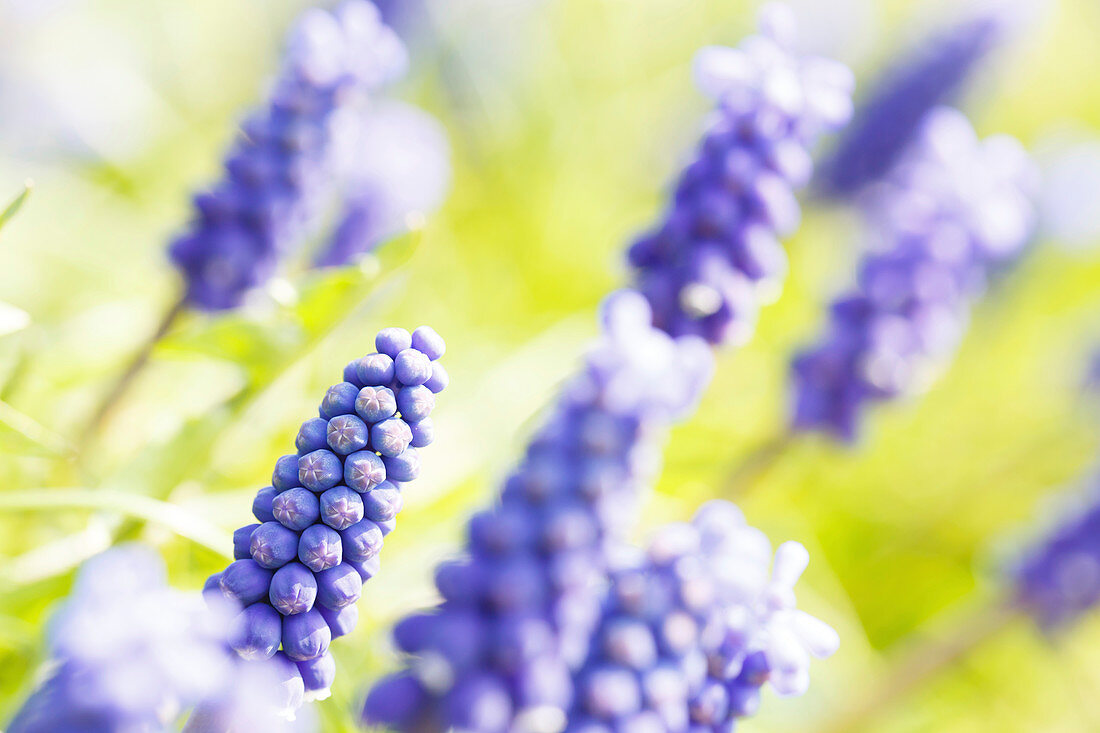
[1,0,1100,730]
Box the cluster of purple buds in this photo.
[1013,481,1100,630]
[169,0,407,310]
[205,325,447,712]
[792,107,1037,441]
[628,4,853,345]
[362,290,714,732]
[567,500,838,731]
[817,9,1005,198]
[9,547,239,732]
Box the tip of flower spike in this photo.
[757,2,798,47]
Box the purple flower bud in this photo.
[220,559,274,606]
[363,673,430,729]
[269,562,318,615]
[296,417,330,455]
[356,385,398,423]
[396,385,434,422]
[363,484,401,523]
[394,348,431,386]
[319,603,359,638]
[382,447,420,482]
[282,609,331,662]
[320,486,365,530]
[272,454,300,492]
[424,361,449,393]
[297,651,336,700]
[272,487,321,531]
[298,524,342,572]
[316,562,363,609]
[327,414,370,455]
[299,449,343,492]
[376,327,412,358]
[252,486,278,523]
[371,417,412,457]
[344,450,387,492]
[411,326,446,360]
[347,555,382,582]
[408,418,434,448]
[320,382,360,419]
[250,521,300,569]
[357,352,396,386]
[233,524,260,560]
[340,519,384,562]
[230,603,283,660]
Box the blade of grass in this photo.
[0,180,32,236]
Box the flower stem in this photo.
[722,430,796,499]
[815,597,1020,733]
[79,296,186,449]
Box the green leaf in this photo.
[0,399,73,458]
[0,181,32,236]
[0,488,232,559]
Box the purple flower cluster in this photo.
[9,547,239,732]
[817,10,1004,198]
[628,4,853,345]
[362,291,714,731]
[568,501,838,731]
[168,0,406,310]
[315,100,452,268]
[792,107,1037,441]
[205,325,447,711]
[1014,484,1100,630]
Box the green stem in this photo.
[814,598,1019,733]
[722,430,796,500]
[79,296,186,450]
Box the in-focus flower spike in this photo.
[817,7,1012,198]
[565,500,837,731]
[1013,481,1100,630]
[628,3,854,345]
[206,324,448,713]
[168,0,406,310]
[791,107,1038,441]
[6,546,298,732]
[362,291,714,732]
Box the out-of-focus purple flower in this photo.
[7,546,242,732]
[817,9,1007,198]
[628,3,853,345]
[315,100,451,267]
[567,501,838,730]
[792,107,1037,441]
[362,291,714,731]
[168,0,407,310]
[1014,483,1100,630]
[207,325,447,715]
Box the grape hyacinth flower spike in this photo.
[206,325,447,713]
[628,3,854,345]
[169,0,406,311]
[8,547,244,732]
[816,7,1008,198]
[567,501,838,730]
[363,291,714,732]
[791,107,1037,442]
[84,1,421,440]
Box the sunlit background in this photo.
[2,0,1100,730]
